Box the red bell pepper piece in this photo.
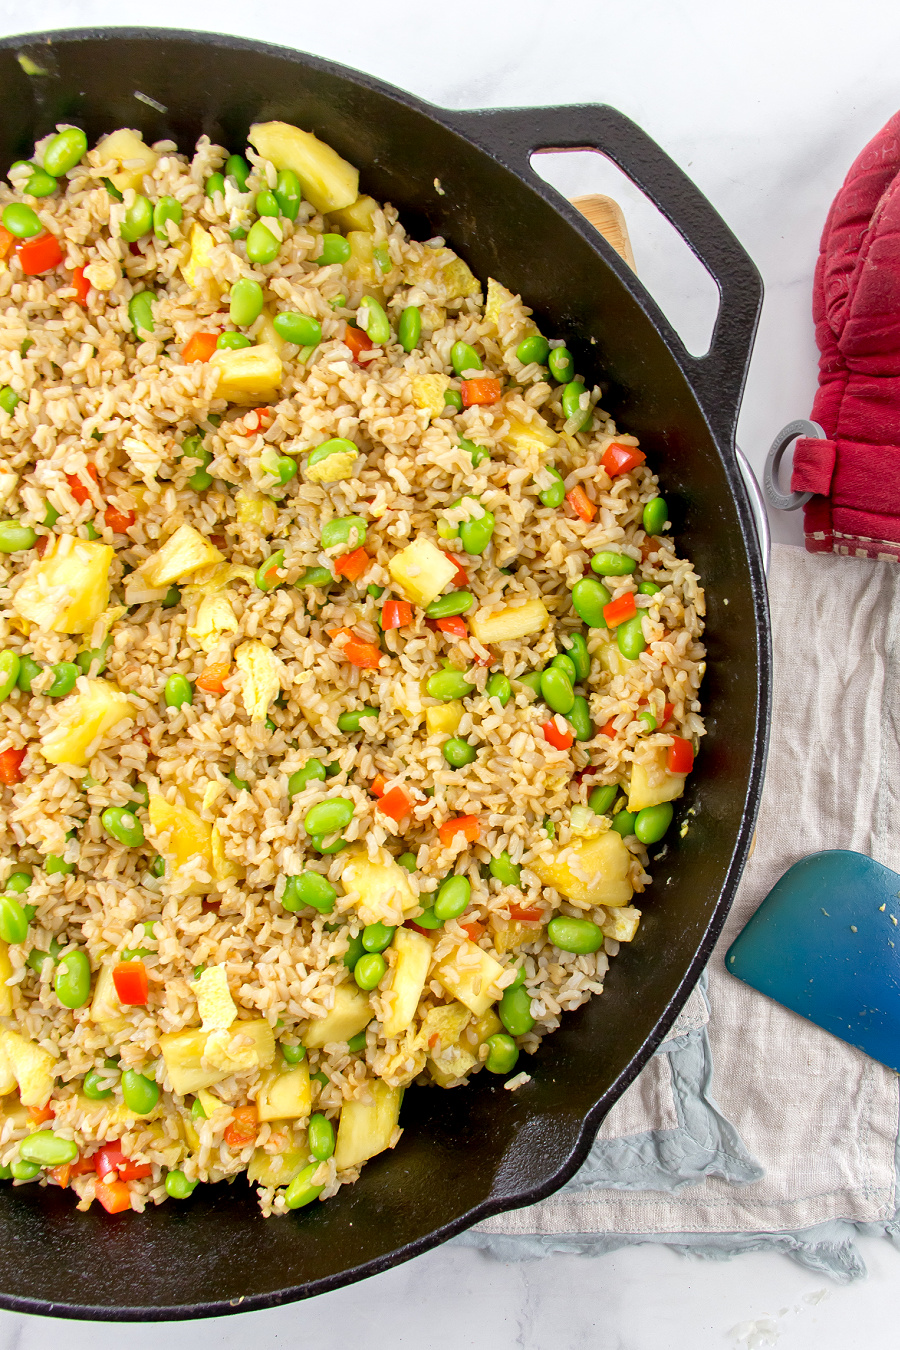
[435,616,467,639]
[602,592,637,628]
[377,784,414,822]
[104,505,136,533]
[542,719,574,750]
[662,702,675,725]
[507,902,543,922]
[345,326,374,360]
[66,463,100,505]
[16,232,64,276]
[96,1143,152,1182]
[370,773,387,798]
[461,377,501,407]
[600,720,617,739]
[602,442,646,477]
[27,1103,54,1126]
[380,600,412,630]
[459,920,484,941]
[329,627,382,669]
[48,1163,71,1188]
[72,265,90,305]
[438,814,480,846]
[113,960,149,1006]
[224,1104,258,1148]
[441,551,469,586]
[565,485,596,522]
[333,547,369,583]
[196,662,231,694]
[182,331,218,363]
[666,736,694,774]
[0,747,27,785]
[242,407,275,434]
[95,1179,132,1214]
[0,227,14,262]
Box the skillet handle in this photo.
[447,105,762,451]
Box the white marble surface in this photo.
[0,0,897,1341]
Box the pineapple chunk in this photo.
[210,343,283,405]
[181,223,221,299]
[141,524,224,589]
[344,230,379,285]
[490,919,540,955]
[469,598,549,645]
[211,825,243,883]
[94,128,158,193]
[388,536,457,608]
[302,982,373,1049]
[381,928,433,1038]
[235,489,267,526]
[255,309,287,359]
[470,1006,503,1043]
[89,961,130,1036]
[187,591,239,652]
[628,746,688,813]
[305,445,358,484]
[333,1079,402,1172]
[247,1135,309,1188]
[1,1030,55,1107]
[425,701,463,736]
[196,1087,222,1119]
[148,794,215,894]
[41,679,133,767]
[0,1043,16,1098]
[415,1001,471,1052]
[428,1043,477,1087]
[193,965,237,1030]
[159,1018,275,1096]
[602,906,641,943]
[256,1058,311,1122]
[329,194,379,233]
[0,941,12,1016]
[0,1094,29,1129]
[340,846,418,926]
[433,940,505,1017]
[411,373,451,421]
[234,639,281,722]
[13,535,113,635]
[596,641,634,676]
[248,121,359,213]
[503,413,558,457]
[530,830,633,908]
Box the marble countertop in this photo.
[0,0,897,1343]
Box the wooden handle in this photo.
[570,193,635,271]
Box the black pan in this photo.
[0,27,770,1320]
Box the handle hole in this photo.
[529,149,720,358]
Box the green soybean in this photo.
[460,437,491,468]
[256,190,279,218]
[255,549,285,592]
[0,387,20,415]
[45,853,74,877]
[561,633,589,683]
[642,497,668,535]
[55,949,91,1008]
[273,310,322,346]
[485,1033,519,1075]
[450,340,482,376]
[76,638,111,676]
[0,522,36,553]
[205,172,225,199]
[426,590,473,620]
[265,454,297,488]
[296,566,332,589]
[562,379,591,431]
[617,614,646,660]
[307,437,357,469]
[516,334,550,365]
[20,1131,77,1167]
[398,852,417,873]
[443,736,476,768]
[46,662,78,697]
[316,233,351,265]
[336,706,378,732]
[548,346,575,383]
[17,654,42,692]
[310,833,347,856]
[589,784,618,816]
[540,666,575,716]
[459,509,495,556]
[274,169,302,220]
[166,1169,197,1199]
[42,502,59,527]
[282,872,336,914]
[515,671,544,696]
[499,984,534,1037]
[121,1068,159,1114]
[2,203,41,238]
[537,466,566,509]
[285,1162,325,1209]
[358,296,390,345]
[128,290,155,336]
[412,906,442,930]
[635,802,674,844]
[547,915,604,954]
[281,1042,306,1064]
[550,653,577,683]
[638,581,661,596]
[489,852,521,887]
[82,1068,112,1100]
[225,154,251,190]
[612,809,638,838]
[346,1030,367,1053]
[362,923,395,953]
[591,551,636,576]
[229,277,264,328]
[398,306,421,352]
[568,694,594,742]
[288,760,327,795]
[162,586,182,609]
[425,668,475,701]
[228,770,250,793]
[434,875,471,922]
[42,126,88,177]
[0,650,19,702]
[4,871,30,895]
[164,673,193,709]
[303,797,355,837]
[245,220,279,265]
[343,932,365,970]
[571,577,611,628]
[101,807,145,848]
[217,332,252,351]
[308,1112,336,1161]
[321,516,366,550]
[153,195,183,241]
[486,673,511,707]
[120,195,153,243]
[354,952,386,990]
[11,1159,41,1180]
[14,163,56,197]
[0,896,28,944]
[443,389,463,414]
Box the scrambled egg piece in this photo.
[304,447,358,484]
[234,639,281,721]
[411,373,451,420]
[181,222,220,299]
[193,965,237,1031]
[188,592,239,652]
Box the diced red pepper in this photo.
[95,1143,152,1182]
[565,485,596,522]
[0,227,14,262]
[113,960,149,1006]
[242,407,275,434]
[370,773,387,798]
[461,377,501,407]
[72,265,90,305]
[0,747,27,785]
[507,902,544,923]
[70,1153,97,1177]
[602,442,646,477]
[329,627,382,669]
[95,1179,132,1214]
[459,920,484,941]
[48,1163,71,1188]
[16,232,64,276]
[380,600,413,630]
[600,720,618,739]
[442,551,469,586]
[667,736,694,774]
[27,1103,54,1126]
[224,1104,258,1148]
[602,592,637,628]
[334,547,369,583]
[196,662,231,694]
[66,463,100,505]
[542,719,574,750]
[405,920,434,937]
[104,505,136,533]
[438,814,480,847]
[435,616,467,640]
[182,331,218,363]
[378,784,414,822]
[345,325,374,360]
[662,701,675,725]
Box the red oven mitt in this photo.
[792,111,900,557]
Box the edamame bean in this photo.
[336,707,378,732]
[638,581,661,596]
[228,770,250,793]
[121,1068,160,1114]
[162,585,181,608]
[282,871,336,914]
[642,497,668,535]
[45,662,78,697]
[75,637,110,676]
[612,809,638,837]
[562,632,591,682]
[486,673,511,706]
[245,220,279,265]
[354,952,386,990]
[0,650,20,703]
[285,1162,324,1209]
[548,346,574,382]
[11,1159,40,1181]
[515,671,544,696]
[550,653,577,683]
[443,389,463,413]
[308,1112,336,1161]
[230,277,264,328]
[82,1068,112,1100]
[442,736,476,768]
[343,932,365,969]
[274,169,302,220]
[321,516,366,550]
[0,387,20,415]
[54,949,91,1008]
[17,654,41,692]
[499,984,534,1037]
[460,437,490,468]
[255,549,285,592]
[426,590,473,620]
[547,915,604,954]
[591,550,636,576]
[316,233,351,265]
[568,694,594,742]
[153,195,183,241]
[307,437,357,469]
[120,195,153,242]
[398,852,417,873]
[4,871,30,895]
[263,454,297,488]
[101,807,145,848]
[296,566,332,589]
[0,522,36,553]
[256,190,279,218]
[412,905,442,930]
[205,172,225,199]
[589,784,618,816]
[166,1170,197,1199]
[358,296,390,345]
[346,1030,366,1053]
[485,1033,519,1075]
[617,614,646,660]
[281,1042,306,1064]
[128,290,155,336]
[164,673,193,709]
[2,203,41,238]
[425,668,475,700]
[273,310,322,347]
[42,502,59,527]
[225,154,250,190]
[398,306,421,352]
[450,340,482,376]
[537,466,566,509]
[20,1131,77,1167]
[434,874,471,922]
[459,509,495,556]
[310,833,347,855]
[217,332,252,351]
[42,126,88,177]
[288,760,327,795]
[540,666,575,716]
[515,334,550,366]
[362,923,395,953]
[571,577,611,628]
[0,897,28,945]
[562,379,591,431]
[635,802,674,844]
[303,797,355,837]
[14,163,56,197]
[489,851,521,887]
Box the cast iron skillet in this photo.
[0,28,770,1320]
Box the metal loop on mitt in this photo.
[764,419,825,511]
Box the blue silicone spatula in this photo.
[725,850,900,1073]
